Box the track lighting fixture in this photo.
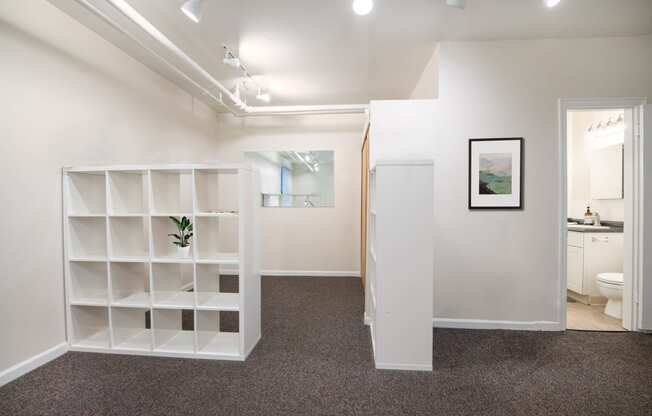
[352,0,373,16]
[222,45,272,105]
[180,0,202,23]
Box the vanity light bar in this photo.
[587,114,625,138]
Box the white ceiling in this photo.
[50,0,652,108]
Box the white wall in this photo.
[215,114,365,275]
[247,153,283,195]
[432,36,652,324]
[568,110,626,221]
[410,44,439,99]
[369,100,438,167]
[0,1,220,374]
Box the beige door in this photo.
[360,128,369,289]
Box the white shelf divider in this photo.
[365,160,434,372]
[63,164,260,361]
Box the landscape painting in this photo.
[479,153,512,195]
[469,138,523,209]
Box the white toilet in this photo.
[596,273,624,319]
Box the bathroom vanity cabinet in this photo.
[567,231,623,303]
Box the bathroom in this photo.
[566,109,630,331]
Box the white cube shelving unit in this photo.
[63,164,261,361]
[365,160,434,371]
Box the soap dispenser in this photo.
[583,205,594,225]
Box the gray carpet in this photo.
[1,276,652,416]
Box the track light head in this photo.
[256,89,271,103]
[223,56,241,68]
[180,0,202,23]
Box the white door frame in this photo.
[558,97,647,331]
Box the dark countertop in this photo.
[567,226,624,234]
[567,218,624,233]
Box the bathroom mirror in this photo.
[245,151,335,208]
[590,144,623,200]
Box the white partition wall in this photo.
[365,160,434,371]
[63,164,261,361]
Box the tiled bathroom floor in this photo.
[567,302,625,331]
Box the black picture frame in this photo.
[468,138,524,210]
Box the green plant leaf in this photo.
[173,242,181,246]
[169,216,181,226]
[168,233,181,240]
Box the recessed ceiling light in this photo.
[180,0,202,23]
[544,0,561,7]
[446,0,466,9]
[352,0,373,16]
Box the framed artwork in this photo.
[468,138,523,209]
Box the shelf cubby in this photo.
[150,170,193,214]
[196,265,239,311]
[68,217,107,260]
[196,310,240,356]
[69,261,108,306]
[109,216,149,260]
[108,170,148,215]
[196,216,239,263]
[153,309,195,353]
[70,305,110,349]
[194,168,239,215]
[111,307,152,351]
[151,216,193,260]
[67,172,106,215]
[152,262,194,308]
[110,261,150,307]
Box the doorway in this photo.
[559,98,648,332]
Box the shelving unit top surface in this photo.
[64,163,252,173]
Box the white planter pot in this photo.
[177,245,191,258]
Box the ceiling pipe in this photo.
[77,0,368,117]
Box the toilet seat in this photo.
[597,273,624,286]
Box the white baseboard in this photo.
[433,318,562,331]
[0,342,68,387]
[375,362,433,372]
[262,270,360,278]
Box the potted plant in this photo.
[169,216,193,258]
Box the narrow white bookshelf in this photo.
[63,164,261,361]
[365,160,434,371]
